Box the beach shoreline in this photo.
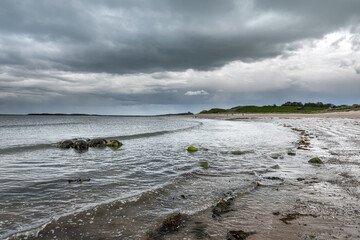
[5,115,360,240]
[195,110,360,119]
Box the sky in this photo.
[0,0,360,115]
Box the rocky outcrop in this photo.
[57,138,122,151]
[89,139,107,148]
[106,140,122,148]
[73,140,89,151]
[57,140,74,149]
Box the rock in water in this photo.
[89,139,107,148]
[73,140,89,151]
[308,157,323,164]
[57,140,74,149]
[187,146,198,152]
[200,162,210,168]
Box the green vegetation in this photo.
[199,102,360,114]
[107,140,123,148]
[187,146,198,152]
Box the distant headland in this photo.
[199,102,360,114]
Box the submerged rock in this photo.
[308,157,323,164]
[270,153,283,159]
[231,151,246,155]
[89,139,107,148]
[187,146,198,152]
[67,178,90,183]
[200,161,210,168]
[57,140,74,149]
[73,140,89,151]
[287,151,296,156]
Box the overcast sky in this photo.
[1,0,360,114]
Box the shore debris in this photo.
[279,212,317,224]
[227,230,254,240]
[212,193,235,217]
[200,161,210,168]
[67,178,91,183]
[265,176,283,181]
[308,157,323,164]
[187,146,198,152]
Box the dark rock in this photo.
[227,230,253,240]
[287,151,296,156]
[89,139,107,148]
[73,140,89,151]
[57,140,74,149]
[273,211,280,216]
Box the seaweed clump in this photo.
[148,213,184,239]
[158,213,183,234]
[279,212,317,224]
[227,230,254,240]
[212,193,235,217]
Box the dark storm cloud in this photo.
[1,0,360,74]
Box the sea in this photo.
[1,115,358,239]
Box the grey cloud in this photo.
[355,66,360,74]
[1,0,360,74]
